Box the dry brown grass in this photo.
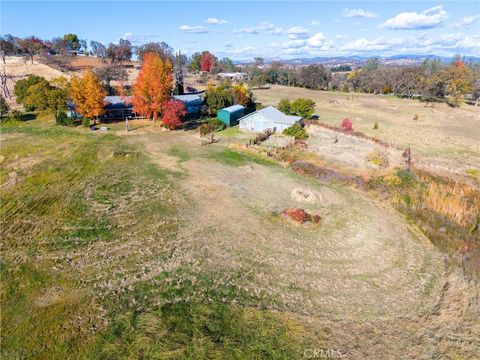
[253,85,480,181]
[423,179,479,227]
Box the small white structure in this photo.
[216,72,248,82]
[238,106,302,133]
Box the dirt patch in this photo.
[306,125,405,171]
[291,187,318,203]
[291,160,366,188]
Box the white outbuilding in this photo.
[238,106,302,133]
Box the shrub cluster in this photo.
[277,98,315,119]
[283,123,308,139]
[55,111,74,126]
[199,118,226,136]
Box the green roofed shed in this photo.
[217,104,245,127]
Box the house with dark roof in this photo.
[68,92,205,120]
[173,93,204,114]
[238,106,302,133]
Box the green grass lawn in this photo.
[0,119,317,359]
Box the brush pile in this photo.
[281,208,321,224]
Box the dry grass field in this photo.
[1,117,479,358]
[253,85,480,181]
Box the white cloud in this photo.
[287,26,309,39]
[258,22,284,35]
[230,46,255,55]
[339,32,480,55]
[283,39,307,48]
[307,32,326,47]
[120,32,158,44]
[233,27,258,34]
[311,20,321,26]
[453,15,480,29]
[205,17,228,25]
[268,27,284,35]
[179,25,208,34]
[342,8,377,18]
[258,21,274,30]
[381,5,448,30]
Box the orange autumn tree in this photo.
[69,69,107,120]
[132,53,173,120]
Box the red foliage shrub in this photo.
[162,99,187,130]
[341,118,353,131]
[282,208,322,224]
[282,208,309,223]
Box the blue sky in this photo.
[1,1,479,60]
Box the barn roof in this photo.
[220,104,245,113]
[173,93,204,102]
[240,106,301,125]
[104,96,132,110]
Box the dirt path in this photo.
[127,131,479,358]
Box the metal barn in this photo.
[238,106,302,133]
[173,93,204,114]
[217,104,245,127]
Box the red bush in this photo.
[162,99,187,130]
[341,118,353,131]
[282,208,308,223]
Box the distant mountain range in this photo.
[237,55,480,67]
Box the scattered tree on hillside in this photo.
[254,57,264,66]
[247,67,268,88]
[62,33,81,51]
[13,75,68,118]
[0,35,17,63]
[212,57,235,73]
[106,39,133,63]
[22,78,53,111]
[200,51,215,72]
[90,40,107,61]
[94,65,128,95]
[364,58,380,72]
[17,36,46,63]
[132,53,173,120]
[136,42,174,62]
[162,99,186,129]
[69,69,107,120]
[14,75,45,106]
[0,95,9,115]
[298,65,331,90]
[189,52,202,72]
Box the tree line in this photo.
[0,33,176,65]
[243,57,480,106]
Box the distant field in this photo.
[253,85,480,180]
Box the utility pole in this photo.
[125,116,129,132]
